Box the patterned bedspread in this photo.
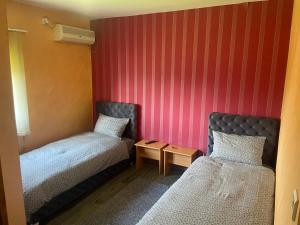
[20,132,129,217]
[137,156,275,225]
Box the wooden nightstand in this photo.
[135,140,168,174]
[163,145,200,176]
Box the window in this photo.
[8,31,30,136]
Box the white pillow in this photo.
[94,114,129,139]
[210,131,266,166]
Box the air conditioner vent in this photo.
[53,24,95,45]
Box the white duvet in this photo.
[20,132,129,217]
[137,156,275,225]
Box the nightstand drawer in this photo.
[166,153,192,167]
[139,148,160,160]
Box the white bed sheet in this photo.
[137,156,275,225]
[20,132,129,217]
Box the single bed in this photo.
[22,101,137,225]
[137,112,279,225]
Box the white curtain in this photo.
[8,31,30,136]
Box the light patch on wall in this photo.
[17,0,266,19]
[8,31,30,137]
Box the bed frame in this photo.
[29,101,137,225]
[207,112,280,170]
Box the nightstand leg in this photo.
[159,149,164,175]
[136,147,143,171]
[164,151,170,176]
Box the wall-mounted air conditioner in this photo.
[53,24,95,45]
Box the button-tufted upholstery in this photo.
[208,112,280,169]
[96,102,137,141]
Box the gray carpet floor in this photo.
[46,163,182,225]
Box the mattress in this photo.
[137,156,275,225]
[20,132,130,217]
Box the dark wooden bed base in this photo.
[31,158,133,225]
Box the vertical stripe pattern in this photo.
[188,10,200,146]
[252,4,268,114]
[238,4,253,114]
[142,16,147,135]
[150,14,157,139]
[266,0,284,115]
[199,8,212,147]
[133,17,138,103]
[125,18,130,102]
[213,7,225,111]
[168,12,177,143]
[159,14,167,140]
[225,5,238,112]
[91,0,293,152]
[178,11,188,145]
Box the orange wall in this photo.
[0,0,26,224]
[6,2,93,152]
[275,0,300,224]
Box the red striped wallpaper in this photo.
[91,0,293,152]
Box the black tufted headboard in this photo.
[208,112,280,169]
[96,101,137,141]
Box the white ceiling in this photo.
[16,0,265,19]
